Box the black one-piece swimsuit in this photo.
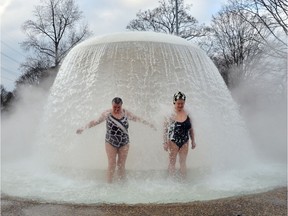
[168,116,192,149]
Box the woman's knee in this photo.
[108,159,117,168]
[108,165,116,172]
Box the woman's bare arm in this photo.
[76,110,110,134]
[189,127,196,149]
[163,117,169,151]
[125,110,156,130]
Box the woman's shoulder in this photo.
[184,110,193,123]
[101,109,112,117]
[184,109,191,116]
[123,109,134,115]
[123,109,134,119]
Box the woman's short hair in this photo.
[112,97,123,104]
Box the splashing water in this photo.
[2,32,286,204]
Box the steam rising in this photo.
[230,43,287,163]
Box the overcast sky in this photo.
[1,0,226,91]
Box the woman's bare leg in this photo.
[178,143,188,179]
[168,141,179,177]
[105,143,117,183]
[117,144,129,181]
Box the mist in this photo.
[230,45,287,164]
[1,70,55,163]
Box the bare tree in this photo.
[229,0,287,56]
[1,85,14,110]
[209,5,268,87]
[126,0,209,40]
[21,0,92,71]
[15,65,57,89]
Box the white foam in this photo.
[76,31,194,48]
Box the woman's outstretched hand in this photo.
[191,141,196,149]
[76,128,84,134]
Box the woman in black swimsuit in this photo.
[76,97,155,183]
[163,92,196,179]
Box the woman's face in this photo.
[174,99,185,111]
[112,102,122,114]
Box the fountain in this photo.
[1,32,286,204]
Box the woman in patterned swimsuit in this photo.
[76,97,155,183]
[163,92,196,179]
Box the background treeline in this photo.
[1,0,287,111]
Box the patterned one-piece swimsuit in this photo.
[105,112,129,148]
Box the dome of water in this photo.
[40,31,254,170]
[2,32,286,204]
